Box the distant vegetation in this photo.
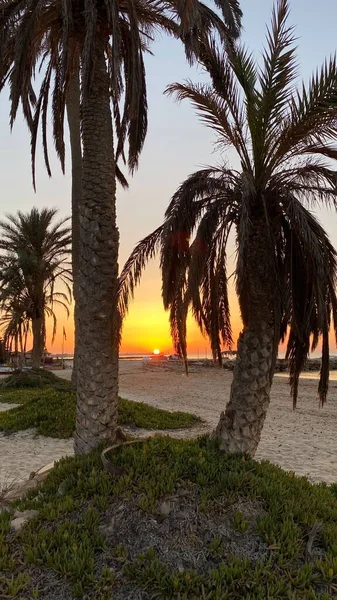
[0,208,71,369]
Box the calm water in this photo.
[62,357,337,382]
[276,371,337,381]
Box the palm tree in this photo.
[0,208,72,369]
[0,277,31,365]
[0,0,242,453]
[119,0,337,456]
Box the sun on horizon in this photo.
[153,349,160,355]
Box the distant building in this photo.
[9,348,54,366]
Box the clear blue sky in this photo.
[1,0,337,351]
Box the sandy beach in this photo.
[1,361,337,486]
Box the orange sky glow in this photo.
[48,306,242,357]
[46,275,243,356]
[46,275,335,359]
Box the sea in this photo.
[58,354,337,381]
[60,352,215,362]
[275,371,337,381]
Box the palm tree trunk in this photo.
[215,324,275,455]
[66,62,82,391]
[215,217,276,456]
[74,37,119,454]
[14,335,19,368]
[31,316,43,370]
[18,324,24,368]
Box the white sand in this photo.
[0,403,19,413]
[0,430,73,485]
[1,361,336,485]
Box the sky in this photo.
[1,0,337,355]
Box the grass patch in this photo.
[0,387,201,438]
[0,388,76,437]
[1,437,337,598]
[118,396,200,430]
[0,369,71,390]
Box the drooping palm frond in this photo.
[193,40,255,171]
[276,194,337,405]
[119,167,239,363]
[120,0,337,407]
[0,0,242,187]
[175,0,241,40]
[187,196,235,357]
[118,225,164,321]
[166,81,244,159]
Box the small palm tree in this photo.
[0,0,242,453]
[120,0,337,455]
[0,278,31,365]
[0,208,72,369]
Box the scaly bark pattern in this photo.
[74,36,119,454]
[215,216,276,456]
[215,324,274,456]
[31,316,43,370]
[66,64,82,390]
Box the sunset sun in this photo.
[153,349,160,355]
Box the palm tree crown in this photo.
[120,0,337,409]
[0,280,31,360]
[0,208,72,366]
[0,0,242,186]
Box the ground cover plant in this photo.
[1,436,337,599]
[0,370,71,390]
[0,386,202,438]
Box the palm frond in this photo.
[273,55,337,168]
[279,195,337,406]
[196,41,253,171]
[1,0,242,187]
[255,0,297,177]
[166,81,242,157]
[169,275,189,372]
[118,225,164,320]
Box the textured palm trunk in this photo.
[18,325,24,368]
[14,336,19,368]
[215,216,276,456]
[66,64,82,390]
[215,324,274,455]
[31,316,43,370]
[74,37,119,454]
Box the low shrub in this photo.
[0,387,201,437]
[0,369,71,390]
[1,437,337,598]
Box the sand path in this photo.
[118,364,337,484]
[0,362,336,485]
